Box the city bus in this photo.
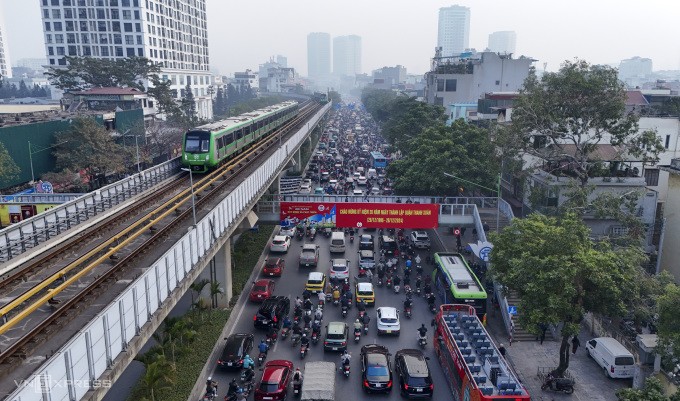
[432,253,487,318]
[434,304,530,400]
[370,151,387,168]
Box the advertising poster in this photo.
[280,202,439,229]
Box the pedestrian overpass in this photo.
[3,100,516,401]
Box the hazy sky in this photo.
[2,0,679,77]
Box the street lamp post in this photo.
[444,172,501,233]
[180,167,197,226]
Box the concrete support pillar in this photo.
[214,238,233,308]
[294,148,302,173]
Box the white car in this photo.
[270,235,291,253]
[410,231,431,249]
[376,307,400,335]
[329,259,350,280]
[357,176,367,186]
[302,178,312,186]
[279,226,296,237]
[370,187,380,195]
[352,189,363,196]
[299,184,312,194]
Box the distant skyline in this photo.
[2,0,679,77]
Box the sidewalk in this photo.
[433,226,629,401]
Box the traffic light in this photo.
[453,228,461,237]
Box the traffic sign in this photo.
[508,305,518,315]
[453,228,461,236]
[479,246,492,262]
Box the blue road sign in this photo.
[508,305,518,315]
[479,246,492,262]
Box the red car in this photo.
[249,279,275,302]
[254,360,293,401]
[263,257,285,277]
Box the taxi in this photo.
[355,281,375,306]
[305,272,326,294]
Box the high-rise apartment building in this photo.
[333,35,361,77]
[437,5,470,57]
[0,7,12,78]
[39,0,212,119]
[487,31,516,54]
[307,32,331,80]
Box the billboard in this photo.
[280,202,439,229]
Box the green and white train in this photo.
[181,101,299,173]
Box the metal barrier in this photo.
[1,193,84,203]
[493,199,516,338]
[6,102,332,401]
[0,159,181,263]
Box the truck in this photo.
[301,361,336,401]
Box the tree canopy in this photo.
[0,142,20,184]
[657,282,680,370]
[46,56,161,92]
[361,89,447,153]
[387,120,499,196]
[510,60,663,186]
[52,117,128,189]
[489,212,646,376]
[617,376,680,401]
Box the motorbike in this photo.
[300,344,308,359]
[293,380,303,397]
[405,307,412,319]
[296,230,304,240]
[416,265,423,276]
[541,374,575,394]
[386,278,392,288]
[341,305,348,318]
[324,228,332,238]
[311,330,319,345]
[415,286,421,297]
[291,333,301,347]
[377,277,383,287]
[202,391,217,401]
[350,235,354,243]
[333,297,340,307]
[354,328,361,343]
[240,367,254,383]
[363,324,368,335]
[257,352,267,366]
[429,303,437,314]
[342,363,351,378]
[280,327,290,340]
[394,285,400,294]
[225,382,253,401]
[358,310,365,319]
[418,335,427,348]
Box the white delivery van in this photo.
[585,337,635,379]
[330,232,346,253]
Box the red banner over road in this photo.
[280,202,439,229]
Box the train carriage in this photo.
[182,101,299,173]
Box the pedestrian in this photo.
[571,335,581,354]
[498,343,506,357]
[538,323,548,345]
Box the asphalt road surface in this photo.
[208,228,448,400]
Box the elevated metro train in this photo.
[181,101,299,173]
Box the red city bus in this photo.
[433,304,530,401]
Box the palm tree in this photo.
[141,355,175,401]
[210,281,224,309]
[190,278,210,307]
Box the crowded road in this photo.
[208,227,449,400]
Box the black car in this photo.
[379,235,397,256]
[361,344,393,393]
[253,296,290,329]
[217,333,254,370]
[359,234,374,251]
[394,349,433,398]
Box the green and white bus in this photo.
[432,253,487,318]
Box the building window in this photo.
[124,23,133,32]
[136,35,142,44]
[55,34,64,43]
[98,21,106,31]
[46,34,53,43]
[611,226,630,237]
[445,79,457,91]
[43,9,50,19]
[51,0,59,6]
[111,9,119,19]
[68,46,78,56]
[66,21,75,31]
[48,47,54,56]
[53,22,63,31]
[80,21,88,31]
[115,46,124,56]
[58,58,67,66]
[50,58,55,65]
[644,168,660,186]
[665,135,671,149]
[65,9,74,19]
[123,10,131,19]
[101,46,109,56]
[96,8,105,19]
[137,48,144,57]
[436,79,445,92]
[110,0,119,5]
[56,47,65,56]
[122,0,130,6]
[44,22,51,31]
[83,46,91,56]
[67,33,76,43]
[113,34,122,44]
[112,22,121,32]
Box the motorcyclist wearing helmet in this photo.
[300,333,310,348]
[341,350,351,366]
[258,339,269,356]
[282,315,292,329]
[242,354,254,370]
[403,297,413,310]
[292,367,303,384]
[205,377,218,397]
[418,324,428,338]
[356,299,366,312]
[353,318,363,332]
[227,378,239,397]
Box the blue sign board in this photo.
[507,305,518,315]
[479,246,492,262]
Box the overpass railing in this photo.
[6,102,331,401]
[0,159,181,264]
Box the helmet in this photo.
[355,319,360,323]
[207,376,212,381]
[500,343,504,347]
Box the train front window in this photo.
[185,132,210,153]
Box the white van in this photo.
[585,337,635,379]
[367,168,377,179]
[330,232,346,253]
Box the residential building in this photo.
[233,69,258,91]
[659,158,680,281]
[0,7,11,78]
[259,65,297,93]
[437,5,470,57]
[307,32,331,80]
[372,65,407,86]
[14,58,49,73]
[424,51,535,107]
[619,57,652,81]
[487,31,516,54]
[333,35,361,77]
[276,55,287,68]
[39,0,213,120]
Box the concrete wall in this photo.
[660,172,680,281]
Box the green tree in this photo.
[46,56,161,92]
[147,76,182,121]
[617,376,680,401]
[0,142,20,183]
[140,355,175,401]
[657,282,680,369]
[489,213,646,376]
[180,83,197,124]
[17,80,29,97]
[52,117,128,188]
[328,90,342,105]
[511,60,663,187]
[213,87,227,117]
[387,120,499,196]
